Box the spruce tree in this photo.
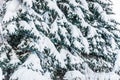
[0,0,120,80]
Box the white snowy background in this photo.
[112,0,120,23]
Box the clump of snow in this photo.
[19,21,32,31]
[0,24,3,34]
[69,24,82,38]
[45,0,64,17]
[60,49,84,65]
[109,37,117,50]
[6,22,17,34]
[29,21,41,38]
[82,62,120,80]
[10,67,44,80]
[79,0,89,10]
[113,50,120,72]
[9,50,21,66]
[75,8,85,19]
[50,19,58,34]
[10,53,44,80]
[100,12,109,22]
[87,26,97,38]
[39,36,66,68]
[92,2,103,14]
[43,71,52,80]
[0,68,2,80]
[64,70,85,80]
[82,37,90,54]
[69,0,79,7]
[22,53,43,71]
[0,23,4,44]
[2,0,21,23]
[73,40,83,50]
[59,26,70,46]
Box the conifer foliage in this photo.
[0,0,120,80]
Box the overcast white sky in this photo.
[112,0,120,22]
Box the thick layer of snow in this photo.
[0,23,3,44]
[6,22,17,34]
[0,68,2,80]
[112,0,120,23]
[47,0,64,17]
[92,2,103,14]
[113,50,120,72]
[87,26,97,38]
[2,0,21,23]
[38,36,66,68]
[60,49,84,65]
[80,0,89,10]
[1,0,120,80]
[64,70,85,80]
[10,67,44,80]
[19,21,32,31]
[10,53,44,80]
[22,53,43,71]
[82,37,89,54]
[43,71,52,80]
[9,50,21,66]
[82,62,120,80]
[70,24,83,38]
